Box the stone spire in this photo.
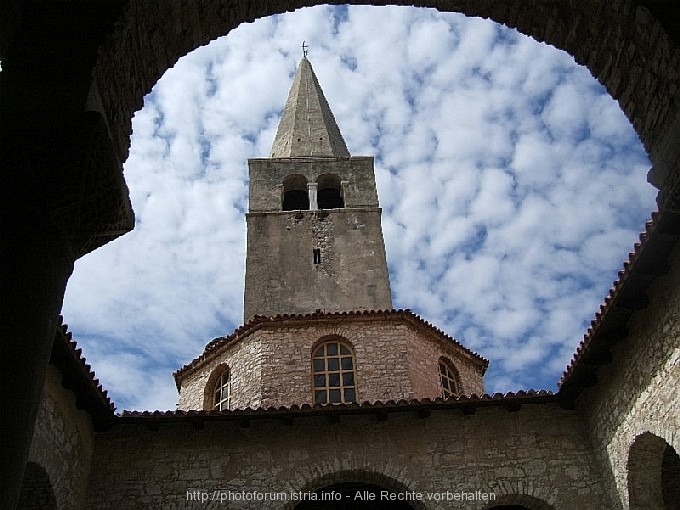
[270,57,350,158]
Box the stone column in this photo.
[341,180,350,206]
[0,213,74,508]
[0,108,132,507]
[308,182,318,210]
[1,4,131,508]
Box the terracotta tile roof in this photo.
[559,210,680,406]
[173,308,489,387]
[51,316,115,427]
[56,205,677,425]
[115,390,556,427]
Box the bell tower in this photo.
[244,56,392,320]
[176,52,487,411]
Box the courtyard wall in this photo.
[86,402,603,509]
[27,365,95,509]
[579,242,680,508]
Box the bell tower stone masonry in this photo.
[244,57,392,320]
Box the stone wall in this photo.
[405,327,486,397]
[27,364,95,509]
[177,334,265,411]
[579,241,680,508]
[244,208,392,319]
[177,315,485,410]
[86,403,604,509]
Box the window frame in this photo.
[311,338,358,405]
[211,366,232,411]
[438,357,461,398]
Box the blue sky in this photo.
[62,5,656,411]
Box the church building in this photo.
[18,55,679,510]
[174,55,487,414]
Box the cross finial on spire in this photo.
[269,49,350,158]
[302,40,308,58]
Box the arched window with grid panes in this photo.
[438,357,460,398]
[211,366,232,411]
[312,339,357,404]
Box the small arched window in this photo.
[212,367,232,411]
[438,358,460,398]
[282,174,310,211]
[312,339,357,404]
[317,174,344,209]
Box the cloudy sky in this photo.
[62,5,656,411]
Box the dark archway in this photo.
[294,482,416,510]
[317,174,344,209]
[628,432,680,510]
[288,470,427,510]
[283,174,310,211]
[662,443,680,508]
[17,462,57,510]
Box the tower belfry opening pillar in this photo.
[308,182,318,210]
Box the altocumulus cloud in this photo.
[62,5,656,411]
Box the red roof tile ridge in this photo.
[559,213,660,387]
[397,309,489,367]
[174,314,274,383]
[55,316,115,413]
[174,308,488,383]
[120,390,557,418]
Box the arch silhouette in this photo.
[93,2,679,213]
[285,469,428,510]
[1,4,679,507]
